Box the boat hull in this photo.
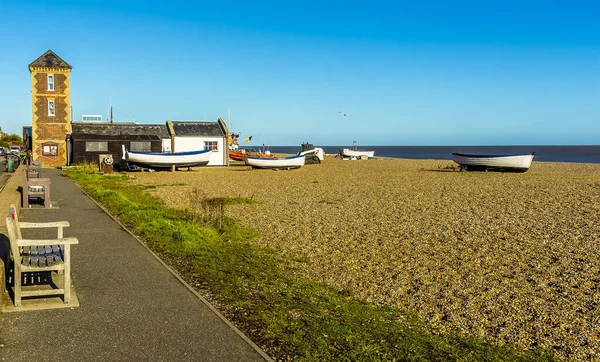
[229,150,277,161]
[340,148,374,158]
[246,155,305,169]
[452,153,534,172]
[123,146,212,169]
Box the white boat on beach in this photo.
[340,148,375,159]
[246,155,306,169]
[339,141,374,159]
[121,145,211,169]
[451,152,535,172]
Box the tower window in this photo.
[48,100,55,116]
[48,74,54,91]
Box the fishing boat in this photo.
[451,152,535,172]
[121,145,211,169]
[339,141,374,159]
[229,147,277,161]
[298,142,324,164]
[245,155,305,169]
[229,149,249,161]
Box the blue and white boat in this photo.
[122,145,211,169]
[452,152,535,172]
[245,155,305,169]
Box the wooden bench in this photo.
[26,162,42,178]
[23,168,52,208]
[6,204,78,307]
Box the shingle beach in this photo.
[132,157,600,361]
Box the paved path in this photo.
[1,168,269,361]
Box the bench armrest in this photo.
[17,237,79,246]
[19,221,70,228]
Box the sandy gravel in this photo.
[131,157,600,361]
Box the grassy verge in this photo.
[64,166,555,361]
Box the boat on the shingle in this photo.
[245,155,305,170]
[451,152,535,172]
[121,145,211,169]
[339,141,374,159]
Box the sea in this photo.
[261,145,600,164]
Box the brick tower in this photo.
[28,50,72,166]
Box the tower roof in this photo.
[29,50,72,70]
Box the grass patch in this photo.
[64,166,556,361]
[70,160,100,174]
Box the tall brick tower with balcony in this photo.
[29,50,72,166]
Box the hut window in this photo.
[130,141,151,152]
[204,141,218,152]
[48,100,55,116]
[48,74,54,91]
[85,142,108,152]
[42,143,58,156]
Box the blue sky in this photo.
[0,0,598,146]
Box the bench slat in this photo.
[52,245,63,263]
[37,246,47,267]
[45,245,55,266]
[31,246,46,266]
[30,255,39,267]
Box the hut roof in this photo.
[70,133,161,141]
[29,50,72,70]
[169,121,226,137]
[71,123,170,138]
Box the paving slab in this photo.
[0,168,269,361]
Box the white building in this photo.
[165,120,228,166]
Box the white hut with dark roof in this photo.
[166,119,228,166]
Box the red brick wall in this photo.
[34,96,68,123]
[34,73,47,93]
[54,74,67,93]
[34,72,67,93]
[34,124,69,140]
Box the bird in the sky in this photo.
[338,111,350,116]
